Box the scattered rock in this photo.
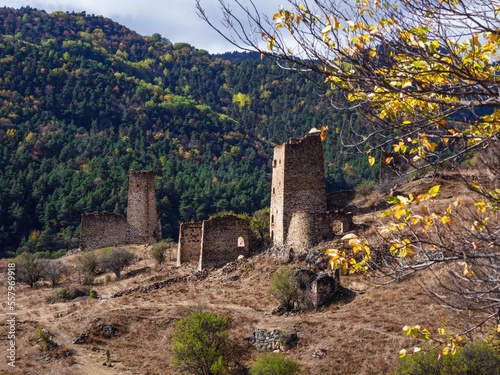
[72,333,88,344]
[111,275,190,298]
[102,325,116,336]
[312,349,327,358]
[283,248,294,263]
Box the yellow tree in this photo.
[197,0,500,352]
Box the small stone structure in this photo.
[270,133,353,249]
[293,268,340,309]
[80,170,161,251]
[249,329,298,351]
[177,215,253,270]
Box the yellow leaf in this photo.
[442,347,450,356]
[429,185,441,197]
[363,245,370,256]
[440,328,445,334]
[399,349,407,358]
[320,131,326,141]
[385,157,394,164]
[368,156,375,166]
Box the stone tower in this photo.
[127,170,161,243]
[270,134,327,245]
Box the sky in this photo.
[2,0,284,53]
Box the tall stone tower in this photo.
[270,134,327,245]
[127,170,161,243]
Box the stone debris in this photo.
[312,349,327,358]
[111,274,191,298]
[72,333,88,344]
[249,329,298,351]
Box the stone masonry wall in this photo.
[127,170,161,243]
[270,134,327,246]
[286,211,353,249]
[176,222,202,266]
[286,211,332,249]
[249,330,298,351]
[199,215,252,270]
[80,212,133,251]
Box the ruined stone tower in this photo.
[127,170,161,243]
[80,169,161,251]
[270,134,327,245]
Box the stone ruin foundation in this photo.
[80,170,161,251]
[249,330,298,351]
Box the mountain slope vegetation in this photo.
[0,7,377,256]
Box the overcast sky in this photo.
[2,0,284,53]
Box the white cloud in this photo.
[2,0,283,53]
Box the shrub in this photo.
[151,241,168,265]
[98,247,135,279]
[250,353,300,375]
[36,325,54,351]
[14,253,44,287]
[394,341,500,375]
[88,290,98,299]
[269,268,300,311]
[78,251,99,276]
[172,312,242,375]
[45,287,96,303]
[40,259,68,287]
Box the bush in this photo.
[14,253,44,287]
[250,353,300,375]
[394,341,500,375]
[172,312,244,375]
[250,207,270,243]
[45,287,97,303]
[36,325,56,351]
[151,241,168,265]
[40,259,68,287]
[78,251,99,276]
[98,247,135,279]
[269,268,300,311]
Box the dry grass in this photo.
[0,177,482,375]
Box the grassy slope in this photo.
[1,177,477,375]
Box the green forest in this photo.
[0,7,379,257]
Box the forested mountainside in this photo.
[0,7,378,256]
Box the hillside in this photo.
[0,7,379,257]
[0,176,475,375]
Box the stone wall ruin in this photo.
[177,215,253,270]
[80,170,161,251]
